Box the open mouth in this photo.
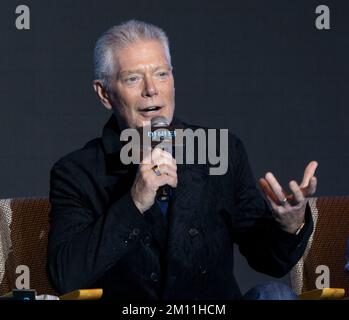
[139,106,163,113]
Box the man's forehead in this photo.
[114,40,170,72]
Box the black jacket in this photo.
[47,115,313,300]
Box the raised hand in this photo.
[259,161,318,234]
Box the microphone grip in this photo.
[155,144,173,202]
[156,185,171,202]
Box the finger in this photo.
[141,168,175,190]
[300,161,318,188]
[164,175,178,188]
[145,163,177,182]
[152,163,177,177]
[152,147,173,158]
[304,176,317,196]
[154,146,173,158]
[152,171,177,188]
[150,147,163,161]
[264,172,287,204]
[140,170,162,191]
[259,178,279,204]
[289,180,305,205]
[260,176,308,204]
[143,144,172,164]
[153,157,177,168]
[265,194,287,215]
[151,148,176,165]
[153,158,177,171]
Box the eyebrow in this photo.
[119,65,172,77]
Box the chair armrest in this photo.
[299,288,345,300]
[59,289,103,300]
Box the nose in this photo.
[142,75,158,98]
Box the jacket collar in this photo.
[101,114,123,156]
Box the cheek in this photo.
[114,89,139,110]
[162,82,175,100]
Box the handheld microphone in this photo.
[151,116,173,202]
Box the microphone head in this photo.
[151,116,169,128]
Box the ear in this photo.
[93,80,113,110]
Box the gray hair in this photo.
[94,20,172,91]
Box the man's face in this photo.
[106,40,175,129]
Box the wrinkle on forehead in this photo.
[114,40,171,76]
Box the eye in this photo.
[124,75,141,84]
[155,71,170,79]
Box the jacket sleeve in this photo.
[47,159,148,294]
[225,135,313,277]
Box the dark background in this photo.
[0,0,348,293]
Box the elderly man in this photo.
[47,20,317,300]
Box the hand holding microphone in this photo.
[131,117,177,214]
